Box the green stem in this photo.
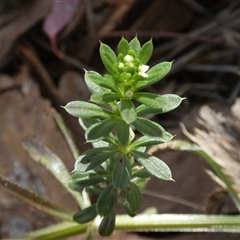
[54,112,80,159]
[23,221,88,240]
[22,214,240,239]
[115,214,240,232]
[54,112,91,208]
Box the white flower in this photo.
[123,54,134,63]
[138,64,149,78]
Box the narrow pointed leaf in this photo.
[86,119,117,141]
[100,42,119,76]
[134,62,172,91]
[112,155,131,190]
[98,212,116,237]
[73,204,97,224]
[132,117,168,138]
[119,199,136,217]
[131,150,172,180]
[91,92,121,104]
[118,37,129,56]
[97,183,118,217]
[129,37,141,54]
[85,75,107,94]
[125,182,141,214]
[64,101,111,119]
[73,176,105,188]
[120,99,137,124]
[134,93,183,111]
[74,148,116,172]
[138,39,153,64]
[115,121,129,146]
[80,147,115,164]
[131,135,173,148]
[85,70,117,92]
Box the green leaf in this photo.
[129,37,141,54]
[130,135,173,148]
[138,39,153,64]
[98,212,116,237]
[134,62,172,91]
[97,183,118,217]
[85,70,117,92]
[64,101,111,119]
[22,138,84,208]
[73,204,97,224]
[112,155,131,190]
[78,118,99,131]
[86,119,117,141]
[125,182,141,214]
[120,99,137,124]
[132,117,168,138]
[134,93,183,111]
[80,147,115,164]
[72,175,105,188]
[102,92,122,102]
[74,147,116,172]
[100,42,119,76]
[131,150,173,180]
[118,37,129,56]
[85,74,107,94]
[115,121,129,146]
[118,199,136,217]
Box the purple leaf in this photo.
[43,0,80,58]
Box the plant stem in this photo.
[23,214,240,239]
[115,214,240,232]
[54,112,80,159]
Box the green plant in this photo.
[64,36,184,236]
[2,37,240,240]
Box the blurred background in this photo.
[0,0,240,239]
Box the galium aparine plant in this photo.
[64,37,184,236]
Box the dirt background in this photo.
[0,0,240,239]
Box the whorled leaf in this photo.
[134,62,172,91]
[130,150,173,181]
[134,93,184,111]
[137,39,153,64]
[100,42,119,76]
[120,99,137,124]
[125,182,141,215]
[130,135,173,148]
[112,155,131,190]
[85,119,118,142]
[97,183,118,217]
[85,70,117,92]
[98,212,116,237]
[64,101,111,119]
[74,147,117,172]
[73,204,98,224]
[118,37,129,56]
[129,37,141,55]
[115,120,129,146]
[132,117,168,138]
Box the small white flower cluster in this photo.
[119,54,149,78]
